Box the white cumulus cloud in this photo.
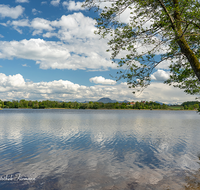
[151,69,170,81]
[0,73,197,104]
[63,1,86,11]
[51,0,60,6]
[135,82,196,104]
[31,18,54,35]
[0,13,116,71]
[0,38,115,70]
[32,8,42,15]
[0,4,24,19]
[90,76,116,85]
[0,73,25,87]
[11,19,30,33]
[0,12,172,72]
[9,13,99,41]
[11,19,30,27]
[50,13,97,40]
[0,73,130,101]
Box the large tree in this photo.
[83,0,200,95]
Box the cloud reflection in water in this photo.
[0,109,200,189]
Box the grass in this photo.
[168,106,183,110]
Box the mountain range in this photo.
[97,97,129,103]
[79,98,177,105]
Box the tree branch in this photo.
[157,0,177,32]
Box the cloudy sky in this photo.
[0,0,197,104]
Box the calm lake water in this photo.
[0,109,200,190]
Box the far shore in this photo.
[0,108,197,111]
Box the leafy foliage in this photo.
[165,61,200,94]
[83,0,200,94]
[181,101,200,110]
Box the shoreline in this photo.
[0,108,197,111]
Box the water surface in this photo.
[0,109,200,189]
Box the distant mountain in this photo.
[155,101,176,106]
[97,97,129,103]
[97,97,117,103]
[123,100,129,103]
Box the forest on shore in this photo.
[0,99,199,111]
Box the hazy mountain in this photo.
[155,101,176,106]
[97,97,117,103]
[123,100,129,103]
[97,98,129,103]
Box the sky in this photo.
[0,0,198,104]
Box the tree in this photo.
[39,101,47,109]
[0,100,2,108]
[83,0,200,95]
[32,101,39,109]
[19,99,28,108]
[93,102,100,109]
[12,100,19,108]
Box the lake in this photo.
[0,109,200,190]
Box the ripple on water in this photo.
[0,109,200,189]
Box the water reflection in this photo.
[0,109,200,189]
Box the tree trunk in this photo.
[177,37,200,82]
[172,0,200,82]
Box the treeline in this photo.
[0,99,168,110]
[181,101,200,110]
[0,99,199,110]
